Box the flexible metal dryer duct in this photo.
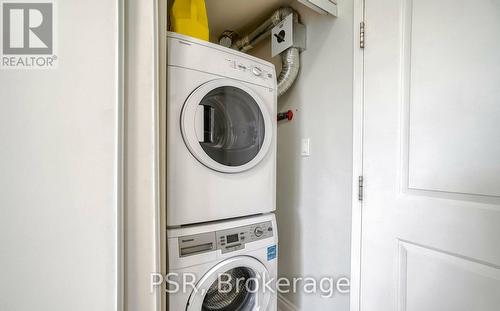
[231,7,301,98]
[277,47,300,97]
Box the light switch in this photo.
[301,138,311,157]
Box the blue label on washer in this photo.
[267,245,277,261]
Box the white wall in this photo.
[0,1,121,310]
[252,1,354,309]
[0,0,164,309]
[124,0,163,310]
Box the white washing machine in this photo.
[167,32,277,227]
[167,213,278,311]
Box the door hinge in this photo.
[358,176,364,201]
[360,21,366,49]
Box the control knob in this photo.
[252,67,262,76]
[254,226,264,237]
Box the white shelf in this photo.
[297,0,338,16]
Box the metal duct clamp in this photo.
[218,30,239,48]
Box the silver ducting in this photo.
[232,8,297,52]
[230,8,302,98]
[277,47,300,97]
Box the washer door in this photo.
[181,79,273,173]
[186,256,271,311]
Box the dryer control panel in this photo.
[224,58,275,82]
[168,32,276,90]
[178,220,274,257]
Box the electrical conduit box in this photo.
[271,14,307,57]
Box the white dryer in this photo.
[167,32,277,226]
[167,213,278,311]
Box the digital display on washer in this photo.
[226,234,239,244]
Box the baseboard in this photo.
[277,294,300,311]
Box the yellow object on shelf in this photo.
[171,0,210,41]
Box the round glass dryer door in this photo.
[186,257,271,311]
[181,79,272,173]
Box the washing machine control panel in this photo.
[216,221,274,254]
[178,221,274,257]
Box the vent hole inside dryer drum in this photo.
[202,267,257,311]
[198,86,265,167]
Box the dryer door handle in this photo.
[195,104,215,143]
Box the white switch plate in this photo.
[301,138,311,157]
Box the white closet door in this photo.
[359,0,500,310]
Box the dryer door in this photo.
[181,79,273,173]
[186,256,271,311]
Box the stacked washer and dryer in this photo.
[166,32,278,311]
